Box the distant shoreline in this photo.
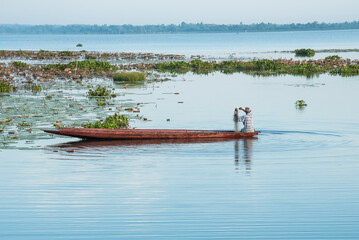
[1,21,359,34]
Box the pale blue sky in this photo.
[1,0,358,25]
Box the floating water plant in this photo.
[76,43,83,47]
[325,55,341,60]
[0,81,12,93]
[85,54,97,60]
[11,61,29,69]
[330,65,359,76]
[295,48,315,57]
[87,85,114,97]
[17,121,30,127]
[24,84,42,94]
[295,100,307,107]
[84,113,129,129]
[113,72,146,82]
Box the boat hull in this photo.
[44,128,259,140]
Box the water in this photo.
[1,30,359,238]
[1,71,359,239]
[1,30,359,59]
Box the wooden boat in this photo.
[43,128,259,140]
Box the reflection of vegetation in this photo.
[330,65,359,76]
[295,48,315,57]
[42,61,118,72]
[88,85,114,97]
[25,84,42,94]
[0,81,12,92]
[325,55,341,60]
[113,72,146,82]
[12,61,29,69]
[84,113,129,129]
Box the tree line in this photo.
[1,21,359,34]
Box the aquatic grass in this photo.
[42,61,118,72]
[295,48,315,57]
[113,72,146,82]
[84,113,129,129]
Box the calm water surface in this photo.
[1,30,359,59]
[1,72,359,239]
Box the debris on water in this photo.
[66,149,75,153]
[167,119,170,121]
[177,101,184,103]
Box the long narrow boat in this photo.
[43,128,259,140]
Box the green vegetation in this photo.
[84,113,129,129]
[325,55,342,60]
[330,65,359,76]
[295,100,307,107]
[0,81,12,92]
[17,121,30,127]
[76,43,83,47]
[295,48,315,57]
[87,85,114,97]
[11,61,29,69]
[155,59,327,76]
[59,51,73,56]
[45,95,53,100]
[113,72,146,82]
[24,84,42,93]
[42,60,118,72]
[85,54,97,60]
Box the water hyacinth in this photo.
[0,81,12,92]
[295,48,315,57]
[84,113,130,129]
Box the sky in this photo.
[0,0,358,25]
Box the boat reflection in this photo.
[51,138,244,149]
[50,137,257,171]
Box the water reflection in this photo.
[234,139,255,172]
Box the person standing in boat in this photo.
[234,107,254,133]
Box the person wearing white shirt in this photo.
[234,107,254,133]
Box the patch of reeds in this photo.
[113,71,146,82]
[84,113,129,129]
